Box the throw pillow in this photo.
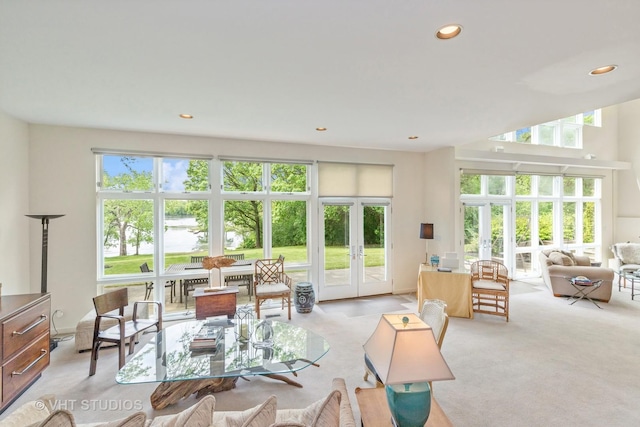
[149,395,215,427]
[26,410,75,427]
[548,252,573,266]
[88,412,146,427]
[222,395,277,427]
[279,390,341,427]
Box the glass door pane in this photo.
[464,205,481,268]
[321,203,356,298]
[359,202,391,296]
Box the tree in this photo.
[102,158,154,256]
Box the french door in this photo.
[318,198,392,301]
[463,201,512,271]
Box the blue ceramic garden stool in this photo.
[294,282,315,313]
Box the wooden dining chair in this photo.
[254,257,292,320]
[89,288,162,376]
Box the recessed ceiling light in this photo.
[436,24,463,40]
[589,65,617,76]
[179,114,193,119]
[408,136,419,140]
[316,127,327,131]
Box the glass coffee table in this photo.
[116,320,330,409]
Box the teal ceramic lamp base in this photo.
[385,382,431,427]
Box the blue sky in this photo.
[103,156,190,191]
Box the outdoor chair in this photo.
[470,260,510,321]
[254,257,292,320]
[139,262,175,303]
[89,287,162,376]
[224,253,253,300]
[181,255,209,308]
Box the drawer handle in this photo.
[12,314,48,336]
[12,349,48,376]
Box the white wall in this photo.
[27,124,426,331]
[0,111,31,295]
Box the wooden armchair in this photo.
[470,260,510,321]
[89,288,162,376]
[254,257,292,320]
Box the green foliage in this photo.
[460,174,480,194]
[103,160,154,256]
[270,164,307,192]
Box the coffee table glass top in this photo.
[116,320,330,384]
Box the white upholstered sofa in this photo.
[0,378,356,427]
[539,249,614,302]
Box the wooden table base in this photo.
[150,373,304,409]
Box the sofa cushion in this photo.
[213,395,277,427]
[149,395,215,427]
[548,251,574,266]
[83,413,146,427]
[26,410,75,427]
[276,390,341,427]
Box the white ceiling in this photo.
[2,1,640,152]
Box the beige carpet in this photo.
[2,278,640,426]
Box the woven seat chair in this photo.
[470,260,510,322]
[254,257,292,320]
[364,299,449,387]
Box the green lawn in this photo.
[104,246,385,275]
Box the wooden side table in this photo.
[355,387,453,427]
[193,287,239,319]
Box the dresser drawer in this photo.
[2,332,50,404]
[2,299,50,361]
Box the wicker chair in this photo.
[254,257,292,320]
[470,260,510,322]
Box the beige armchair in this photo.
[611,242,640,287]
[539,250,613,302]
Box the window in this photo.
[490,110,600,148]
[460,173,602,278]
[221,160,310,265]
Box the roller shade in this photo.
[318,162,393,197]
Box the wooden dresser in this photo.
[0,293,51,414]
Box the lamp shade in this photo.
[420,223,434,240]
[363,314,454,384]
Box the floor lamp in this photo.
[420,223,434,264]
[26,214,65,293]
